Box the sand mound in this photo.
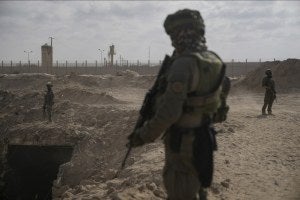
[57,88,125,105]
[0,73,54,92]
[66,74,105,87]
[116,70,140,77]
[234,59,300,92]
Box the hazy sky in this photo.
[0,1,299,63]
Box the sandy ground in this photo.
[0,70,299,200]
[103,89,300,200]
[212,93,300,200]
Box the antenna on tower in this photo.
[49,36,55,47]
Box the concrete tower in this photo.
[41,43,53,68]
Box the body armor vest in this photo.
[182,50,225,117]
[153,51,226,128]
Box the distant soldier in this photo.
[262,69,276,115]
[127,9,230,200]
[43,82,54,122]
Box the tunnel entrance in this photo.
[3,145,73,200]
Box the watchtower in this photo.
[41,43,53,69]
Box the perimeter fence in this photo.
[0,60,262,77]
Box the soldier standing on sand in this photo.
[262,69,276,115]
[128,9,230,200]
[43,82,54,122]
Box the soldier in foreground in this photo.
[127,9,230,200]
[262,69,276,115]
[43,82,54,122]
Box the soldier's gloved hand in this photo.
[127,129,145,148]
[213,105,229,123]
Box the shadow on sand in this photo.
[257,114,268,119]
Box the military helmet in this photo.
[164,9,205,35]
[265,69,272,76]
[46,82,53,87]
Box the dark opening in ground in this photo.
[3,145,73,200]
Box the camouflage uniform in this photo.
[43,82,54,122]
[262,69,276,115]
[129,9,229,200]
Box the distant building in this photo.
[41,43,53,68]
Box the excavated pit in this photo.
[3,145,73,200]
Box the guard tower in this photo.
[108,44,116,66]
[41,43,53,69]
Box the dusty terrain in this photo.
[0,60,299,200]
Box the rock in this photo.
[107,179,124,190]
[61,191,73,198]
[52,185,69,197]
[110,192,122,200]
[221,181,229,188]
[228,127,235,133]
[138,184,147,192]
[127,157,135,166]
[218,129,224,133]
[221,179,231,188]
[122,179,132,187]
[210,183,221,194]
[153,188,166,198]
[105,169,117,179]
[146,182,157,191]
[106,187,116,195]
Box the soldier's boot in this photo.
[268,110,272,115]
[262,110,267,115]
[199,188,207,200]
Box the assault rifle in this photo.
[114,55,172,178]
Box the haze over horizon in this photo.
[0,1,299,63]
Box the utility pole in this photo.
[24,50,33,62]
[231,59,234,77]
[148,46,150,66]
[245,58,247,74]
[48,36,54,68]
[49,36,55,47]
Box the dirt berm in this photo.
[232,59,300,93]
